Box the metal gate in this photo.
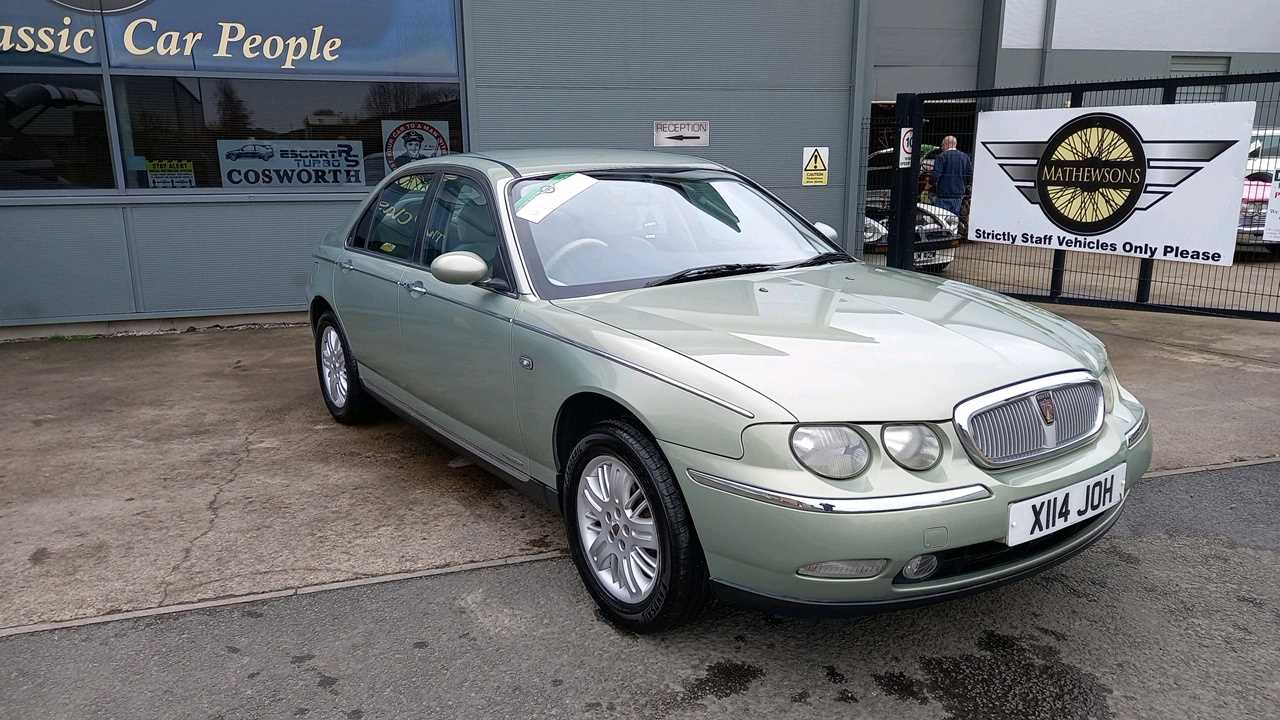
[877,71,1280,321]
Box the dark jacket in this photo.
[931,148,972,198]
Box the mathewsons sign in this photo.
[968,102,1255,266]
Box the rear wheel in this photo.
[314,312,378,424]
[563,419,710,632]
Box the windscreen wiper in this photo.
[775,251,854,270]
[645,263,777,288]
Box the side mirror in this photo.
[813,221,840,245]
[430,251,489,285]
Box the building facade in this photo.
[1,0,1277,327]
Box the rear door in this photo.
[333,173,434,384]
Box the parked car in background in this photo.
[864,147,961,271]
[224,143,275,161]
[308,149,1151,632]
[863,202,960,272]
[1237,177,1279,256]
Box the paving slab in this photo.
[0,328,563,629]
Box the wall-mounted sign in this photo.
[145,159,195,188]
[216,139,364,189]
[653,120,709,147]
[2,1,460,76]
[969,102,1254,266]
[898,128,913,168]
[802,146,829,186]
[382,120,450,175]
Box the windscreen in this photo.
[508,170,834,298]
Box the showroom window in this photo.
[0,0,463,196]
[0,73,115,190]
[113,76,461,190]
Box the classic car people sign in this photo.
[969,102,1255,266]
[217,139,365,189]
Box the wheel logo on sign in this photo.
[1035,114,1147,235]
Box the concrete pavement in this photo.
[2,303,1279,633]
[2,463,1277,719]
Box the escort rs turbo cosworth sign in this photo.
[217,139,365,189]
[969,102,1255,266]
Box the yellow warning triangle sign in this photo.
[804,149,827,172]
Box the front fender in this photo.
[512,301,795,484]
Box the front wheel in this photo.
[563,419,710,632]
[314,311,378,424]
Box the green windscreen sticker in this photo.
[514,173,598,223]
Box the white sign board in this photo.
[969,102,1254,266]
[382,120,451,176]
[217,139,365,189]
[1264,180,1280,243]
[654,120,709,147]
[898,127,913,168]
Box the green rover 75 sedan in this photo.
[306,149,1152,632]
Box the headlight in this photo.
[790,425,871,479]
[881,424,942,471]
[1099,365,1120,415]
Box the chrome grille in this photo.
[955,372,1104,468]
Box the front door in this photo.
[333,174,434,382]
[398,172,526,470]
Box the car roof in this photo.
[394,148,727,181]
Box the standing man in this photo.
[930,135,971,214]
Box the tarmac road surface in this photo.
[3,462,1277,720]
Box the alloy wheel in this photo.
[576,454,661,603]
[319,326,349,409]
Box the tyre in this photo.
[314,311,378,424]
[563,419,710,632]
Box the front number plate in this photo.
[1007,464,1126,546]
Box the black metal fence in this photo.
[877,71,1280,321]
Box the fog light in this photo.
[901,554,939,580]
[797,558,888,579]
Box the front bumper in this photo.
[661,404,1152,611]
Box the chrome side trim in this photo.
[1126,407,1149,448]
[954,370,1104,470]
[687,469,991,514]
[511,319,756,419]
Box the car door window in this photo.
[423,174,509,285]
[358,174,433,260]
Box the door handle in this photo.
[405,281,429,296]
[338,259,354,272]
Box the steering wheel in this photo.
[543,237,610,276]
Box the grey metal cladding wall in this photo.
[0,206,135,323]
[464,0,854,226]
[128,200,359,314]
[868,0,984,98]
[465,1,854,87]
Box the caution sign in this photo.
[802,146,829,186]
